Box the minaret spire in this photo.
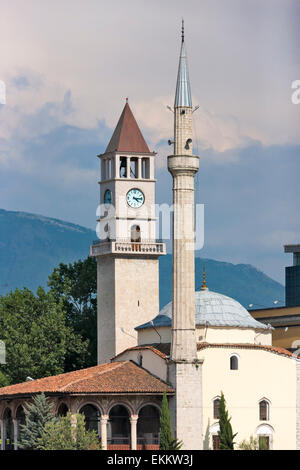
[174,20,192,109]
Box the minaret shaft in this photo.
[168,155,199,361]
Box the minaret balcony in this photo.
[90,238,166,257]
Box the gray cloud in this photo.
[0,0,299,285]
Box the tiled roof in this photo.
[0,361,174,398]
[105,102,151,154]
[112,345,168,361]
[197,342,295,358]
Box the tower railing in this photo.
[90,238,166,256]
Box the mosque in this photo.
[0,26,299,451]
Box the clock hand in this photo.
[133,197,142,202]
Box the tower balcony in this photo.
[90,238,166,257]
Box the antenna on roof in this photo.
[201,266,208,290]
[181,18,184,42]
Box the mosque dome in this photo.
[136,287,271,331]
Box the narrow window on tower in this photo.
[120,157,127,178]
[142,158,150,179]
[130,158,138,178]
[101,159,106,181]
[107,159,112,179]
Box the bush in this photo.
[38,412,101,450]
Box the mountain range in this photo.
[0,208,284,309]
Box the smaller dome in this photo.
[136,288,271,331]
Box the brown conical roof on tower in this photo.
[105,101,151,154]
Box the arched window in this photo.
[108,405,131,447]
[230,355,238,370]
[213,398,220,419]
[79,404,101,436]
[259,400,270,421]
[57,403,69,417]
[256,424,273,450]
[137,405,160,449]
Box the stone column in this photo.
[138,157,142,179]
[13,419,18,450]
[130,415,138,450]
[0,419,4,450]
[126,157,130,179]
[100,415,108,450]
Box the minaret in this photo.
[168,21,199,362]
[167,22,203,450]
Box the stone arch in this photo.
[107,400,134,416]
[136,401,161,415]
[76,399,105,416]
[78,402,102,437]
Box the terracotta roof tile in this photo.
[197,342,295,358]
[0,361,174,398]
[105,103,151,154]
[112,345,168,361]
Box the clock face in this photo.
[126,188,145,208]
[104,189,112,206]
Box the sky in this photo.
[0,0,299,285]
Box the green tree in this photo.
[218,392,237,450]
[238,435,259,450]
[0,370,9,387]
[159,392,183,450]
[18,393,55,450]
[48,257,97,367]
[0,287,89,384]
[38,412,101,450]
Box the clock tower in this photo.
[91,101,166,364]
